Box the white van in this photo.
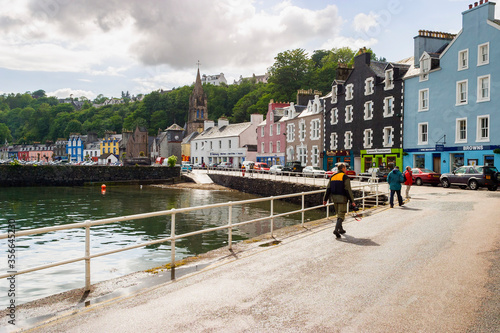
[242,160,255,169]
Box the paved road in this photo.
[30,186,499,332]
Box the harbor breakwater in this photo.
[0,165,180,186]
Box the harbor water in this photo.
[0,184,324,304]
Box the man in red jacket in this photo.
[403,166,413,199]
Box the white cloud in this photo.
[353,12,380,33]
[319,36,378,53]
[47,88,96,100]
[0,1,343,75]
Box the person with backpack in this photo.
[387,165,405,208]
[403,166,413,199]
[323,163,356,238]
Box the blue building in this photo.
[66,134,84,162]
[403,1,500,173]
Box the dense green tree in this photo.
[64,119,83,138]
[0,123,13,142]
[0,46,388,144]
[31,89,46,99]
[268,48,312,102]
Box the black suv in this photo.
[440,165,499,191]
[282,161,303,175]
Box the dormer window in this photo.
[331,85,338,104]
[345,84,354,100]
[420,54,430,81]
[458,49,468,70]
[384,69,394,90]
[365,78,374,95]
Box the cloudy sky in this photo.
[0,0,487,100]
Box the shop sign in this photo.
[326,150,349,156]
[463,145,484,151]
[366,149,391,154]
[435,144,444,151]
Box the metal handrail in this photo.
[0,182,386,291]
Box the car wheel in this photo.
[415,178,423,186]
[487,185,498,191]
[468,179,479,190]
[441,178,450,188]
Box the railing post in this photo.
[171,212,176,271]
[301,192,305,226]
[376,182,379,207]
[228,203,233,249]
[85,221,91,291]
[270,198,274,238]
[362,186,365,211]
[326,201,329,219]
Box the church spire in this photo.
[194,61,203,95]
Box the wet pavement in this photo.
[4,185,500,332]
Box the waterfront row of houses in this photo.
[255,1,499,174]
[2,2,498,172]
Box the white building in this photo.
[201,73,227,86]
[190,114,264,167]
[84,141,101,161]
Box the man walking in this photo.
[387,166,405,208]
[323,163,356,238]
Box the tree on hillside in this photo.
[0,123,13,143]
[32,89,46,99]
[63,119,83,138]
[268,48,312,102]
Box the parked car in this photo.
[269,165,284,175]
[282,161,303,175]
[411,168,441,186]
[253,162,270,172]
[217,162,233,169]
[440,165,499,191]
[325,166,357,178]
[359,167,389,181]
[181,163,193,172]
[302,166,326,178]
[208,162,218,168]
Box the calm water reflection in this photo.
[0,185,324,304]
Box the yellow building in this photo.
[100,135,120,156]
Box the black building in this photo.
[323,51,410,173]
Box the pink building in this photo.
[256,100,290,166]
[27,145,54,162]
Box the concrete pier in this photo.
[12,185,499,332]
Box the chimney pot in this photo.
[469,4,473,8]
[480,0,483,4]
[475,2,478,6]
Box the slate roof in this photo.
[166,124,184,131]
[181,131,199,144]
[193,122,252,140]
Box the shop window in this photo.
[415,154,425,168]
[484,155,494,166]
[387,156,396,170]
[364,157,372,172]
[451,153,464,170]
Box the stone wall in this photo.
[208,174,385,208]
[0,165,180,187]
[209,174,326,207]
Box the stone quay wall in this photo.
[0,165,180,187]
[208,174,385,208]
[209,174,326,207]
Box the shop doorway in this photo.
[433,154,441,173]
